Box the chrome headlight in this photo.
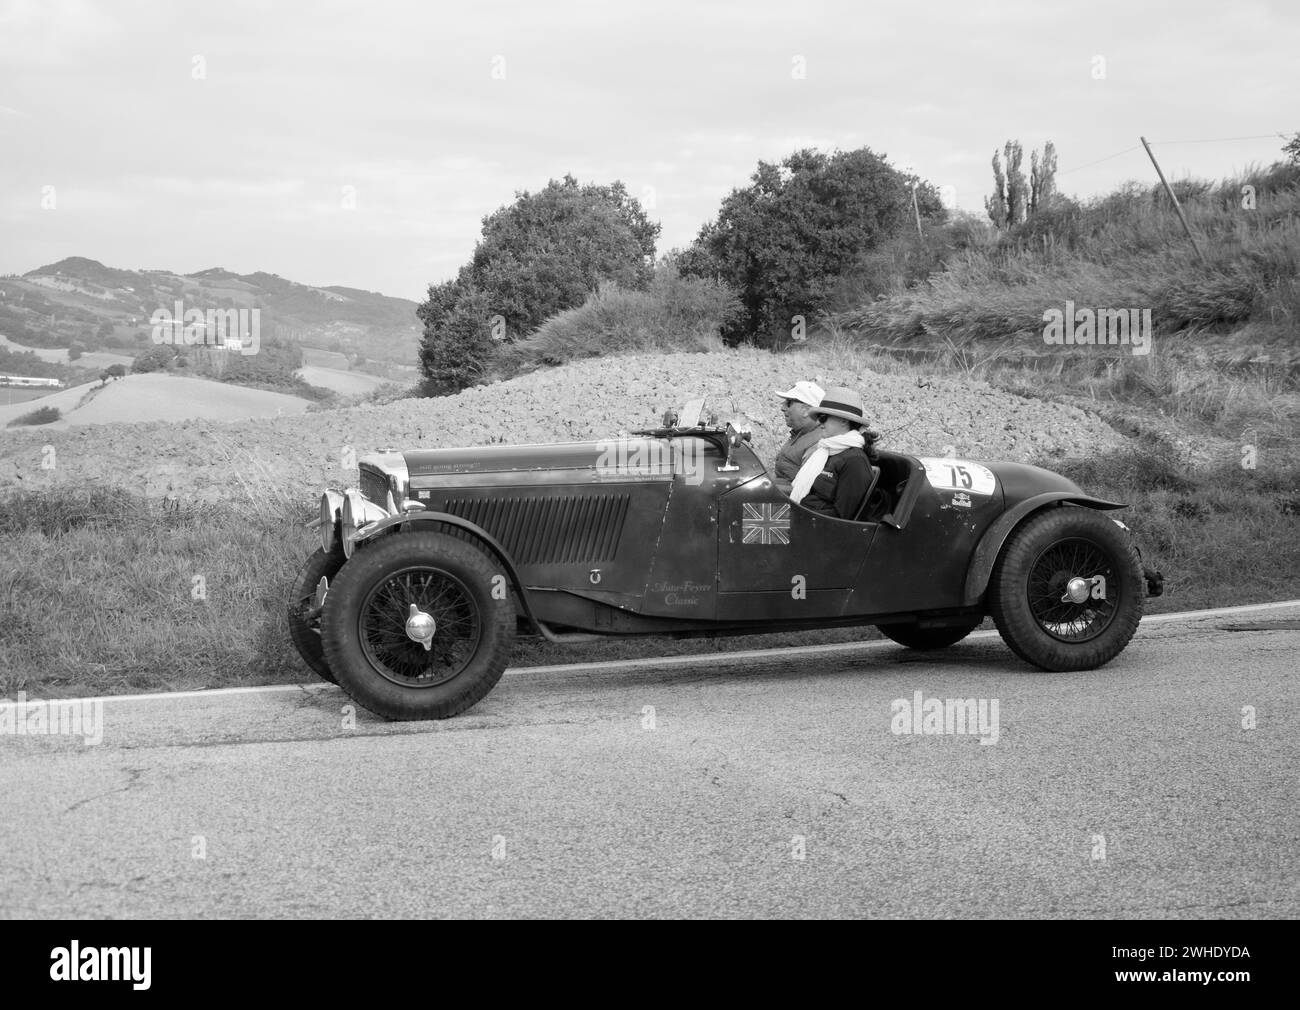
[319,490,344,554]
[341,489,391,558]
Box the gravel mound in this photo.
[0,349,1129,503]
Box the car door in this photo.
[716,475,876,621]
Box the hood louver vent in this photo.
[442,494,630,564]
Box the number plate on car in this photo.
[919,458,997,496]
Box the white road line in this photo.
[11,599,1298,707]
[1137,599,1300,624]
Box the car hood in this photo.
[402,439,643,476]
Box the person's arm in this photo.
[832,455,870,519]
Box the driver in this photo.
[789,386,879,519]
[771,380,824,495]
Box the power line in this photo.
[1054,132,1291,178]
[1147,133,1289,145]
[1056,145,1141,177]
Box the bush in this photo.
[826,218,989,311]
[500,263,741,374]
[6,405,61,427]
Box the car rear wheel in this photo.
[321,531,515,720]
[878,622,981,651]
[989,507,1144,671]
[287,547,345,684]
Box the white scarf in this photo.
[789,431,865,504]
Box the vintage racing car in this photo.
[289,400,1162,720]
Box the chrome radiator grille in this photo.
[359,466,388,504]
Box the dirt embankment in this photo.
[0,349,1129,503]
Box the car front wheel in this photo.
[988,507,1144,671]
[321,531,515,720]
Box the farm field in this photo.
[295,364,390,396]
[0,371,312,430]
[0,387,55,407]
[0,333,135,371]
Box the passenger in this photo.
[771,380,825,495]
[789,386,880,519]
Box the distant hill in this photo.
[0,257,421,365]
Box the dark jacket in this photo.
[799,448,872,520]
[773,422,822,493]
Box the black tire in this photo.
[321,531,515,720]
[288,547,346,684]
[878,622,980,651]
[988,507,1144,671]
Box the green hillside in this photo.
[0,258,421,365]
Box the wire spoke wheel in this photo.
[322,531,515,720]
[1025,538,1118,643]
[989,508,1144,672]
[360,567,482,688]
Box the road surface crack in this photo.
[62,766,146,815]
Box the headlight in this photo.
[341,489,391,558]
[319,490,344,554]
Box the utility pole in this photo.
[1140,136,1207,263]
[910,182,923,238]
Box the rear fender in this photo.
[962,493,1127,607]
[351,511,541,632]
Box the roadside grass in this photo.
[2,450,1296,699]
[0,485,313,698]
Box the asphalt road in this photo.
[2,604,1297,919]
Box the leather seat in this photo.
[851,464,882,522]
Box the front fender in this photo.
[962,493,1127,607]
[351,510,541,632]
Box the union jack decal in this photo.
[742,502,791,545]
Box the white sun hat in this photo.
[773,380,824,408]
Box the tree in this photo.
[417,175,659,393]
[106,363,126,381]
[987,140,1057,228]
[986,140,1027,227]
[131,346,174,373]
[1284,131,1300,165]
[417,288,496,394]
[67,341,84,361]
[678,148,944,344]
[1029,141,1058,215]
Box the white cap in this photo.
[774,380,824,408]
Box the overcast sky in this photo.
[1,0,1296,301]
